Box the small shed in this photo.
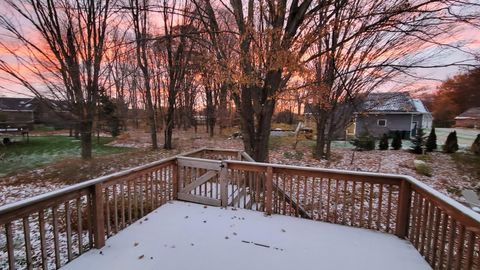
[455,107,480,128]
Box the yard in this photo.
[0,127,479,208]
[0,135,132,177]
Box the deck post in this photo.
[265,166,273,215]
[172,160,179,200]
[220,162,228,206]
[396,179,412,238]
[92,183,105,248]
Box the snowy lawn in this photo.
[61,201,429,270]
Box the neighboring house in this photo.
[354,93,432,138]
[454,107,480,128]
[0,97,72,129]
[0,98,35,128]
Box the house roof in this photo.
[455,107,480,120]
[0,97,36,111]
[361,92,430,114]
[305,93,430,115]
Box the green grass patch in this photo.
[0,136,132,176]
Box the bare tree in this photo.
[0,0,114,159]
[309,0,480,160]
[156,0,197,149]
[128,0,158,149]
[195,0,322,161]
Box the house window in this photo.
[377,119,387,127]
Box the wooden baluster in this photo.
[87,194,93,247]
[318,178,323,221]
[128,180,132,224]
[431,208,441,267]
[76,198,83,255]
[334,179,340,223]
[327,179,332,222]
[438,214,448,269]
[114,184,119,233]
[446,219,457,269]
[351,181,356,226]
[5,222,15,270]
[92,183,106,248]
[154,170,159,207]
[419,201,430,255]
[414,195,424,247]
[105,187,111,236]
[172,163,178,200]
[295,175,300,216]
[454,225,465,270]
[120,183,125,229]
[52,206,61,268]
[23,217,33,269]
[265,166,273,215]
[359,182,365,228]
[311,177,316,219]
[134,179,138,220]
[377,184,384,231]
[282,174,287,215]
[464,231,476,270]
[386,184,393,233]
[425,204,435,263]
[150,172,154,211]
[396,180,412,238]
[368,183,374,229]
[140,175,144,217]
[65,202,72,262]
[342,180,348,224]
[39,210,48,269]
[219,163,229,207]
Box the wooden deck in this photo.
[1,148,480,269]
[61,201,430,270]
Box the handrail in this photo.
[2,148,480,270]
[0,156,176,216]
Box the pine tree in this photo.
[425,127,437,152]
[379,133,389,150]
[443,131,459,153]
[352,132,375,151]
[471,134,480,155]
[391,131,403,150]
[410,128,425,154]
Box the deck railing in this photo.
[0,153,182,270]
[1,148,479,270]
[222,160,480,270]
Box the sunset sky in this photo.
[0,2,479,98]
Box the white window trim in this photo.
[377,119,387,127]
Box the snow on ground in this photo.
[0,181,66,205]
[61,201,430,270]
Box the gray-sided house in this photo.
[352,93,432,139]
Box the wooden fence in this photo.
[1,148,479,269]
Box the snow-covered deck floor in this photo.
[62,201,430,270]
